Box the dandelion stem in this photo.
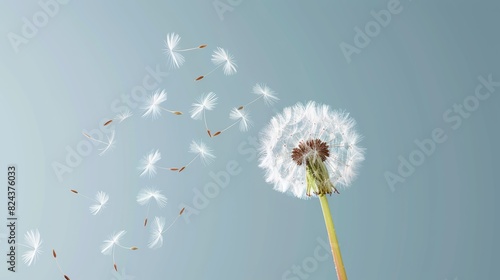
[157,166,171,170]
[217,121,239,134]
[78,193,96,202]
[112,247,116,271]
[182,154,200,170]
[145,203,151,227]
[240,96,262,109]
[318,195,348,280]
[203,64,222,77]
[160,107,182,115]
[84,135,108,145]
[162,214,181,234]
[54,258,64,276]
[203,109,210,133]
[115,243,131,250]
[177,47,201,52]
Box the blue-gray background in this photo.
[0,1,499,279]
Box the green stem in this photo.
[319,195,348,280]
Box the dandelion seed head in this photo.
[190,92,218,120]
[142,89,167,119]
[148,217,165,249]
[22,229,43,266]
[164,33,185,69]
[101,230,126,255]
[259,101,365,199]
[230,108,252,132]
[189,140,215,165]
[115,109,132,123]
[90,191,109,215]
[136,187,167,208]
[211,47,237,75]
[139,149,161,177]
[253,83,279,106]
[99,130,116,156]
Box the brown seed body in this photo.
[291,139,330,165]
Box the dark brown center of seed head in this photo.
[291,139,330,165]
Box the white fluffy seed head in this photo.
[98,130,116,156]
[101,230,126,255]
[164,33,185,69]
[190,92,218,120]
[148,216,165,249]
[22,229,43,266]
[253,83,279,106]
[258,101,365,199]
[90,191,109,215]
[229,108,252,132]
[211,47,237,75]
[142,89,167,119]
[189,140,215,165]
[136,187,168,208]
[139,149,161,177]
[115,109,132,123]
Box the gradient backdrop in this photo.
[1,1,499,279]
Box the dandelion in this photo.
[164,32,207,69]
[258,101,365,280]
[103,109,133,126]
[170,140,215,172]
[212,108,252,137]
[19,229,43,266]
[52,249,71,280]
[148,208,186,249]
[238,83,279,110]
[70,189,109,215]
[190,92,218,137]
[83,130,116,156]
[141,89,182,120]
[138,149,170,178]
[195,47,237,81]
[101,230,138,272]
[136,187,168,227]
